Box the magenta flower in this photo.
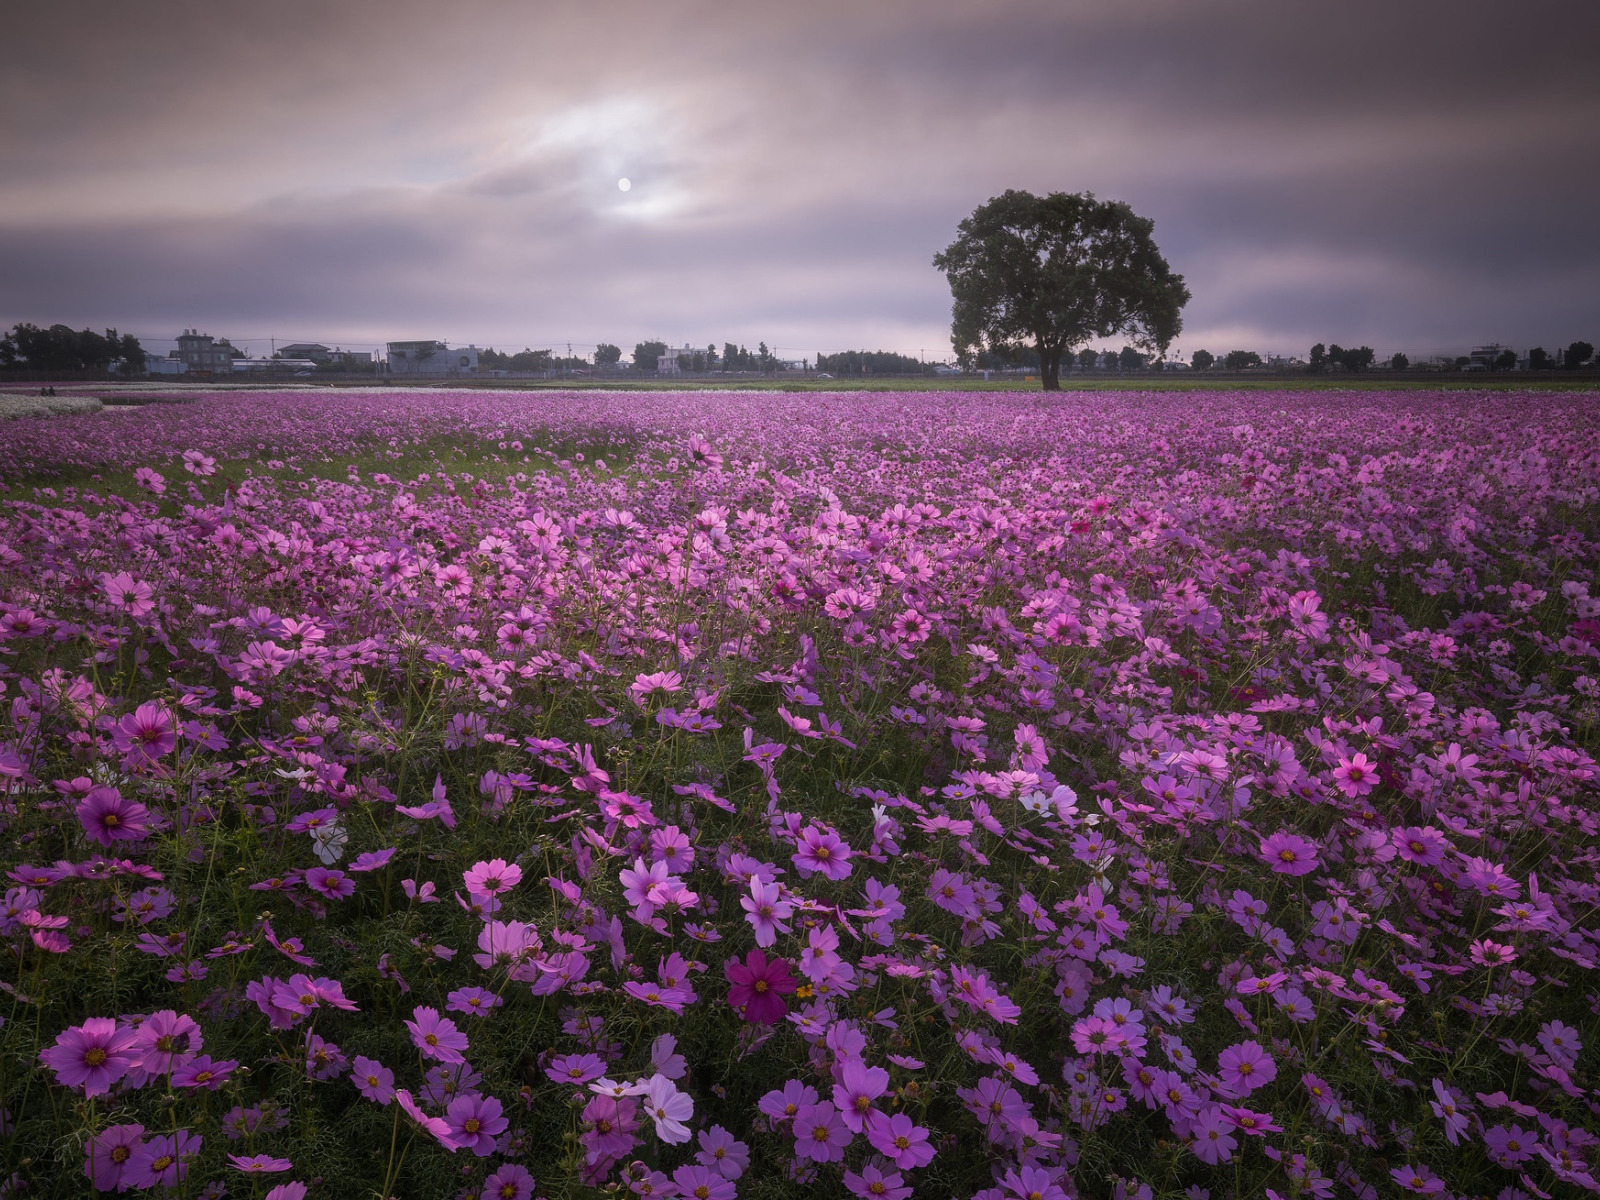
[1391,825,1449,866]
[845,1163,912,1200]
[741,876,793,946]
[125,1130,202,1189]
[1258,831,1319,876]
[672,1164,737,1200]
[349,847,397,872]
[1189,1106,1238,1164]
[304,867,355,900]
[111,701,177,762]
[40,1017,144,1096]
[352,1055,395,1104]
[228,1153,293,1173]
[84,1123,144,1192]
[444,1092,508,1156]
[447,986,503,1018]
[866,1110,936,1169]
[76,787,152,847]
[832,1059,890,1132]
[172,1054,238,1090]
[102,571,156,616]
[405,1006,470,1064]
[136,1009,202,1073]
[265,1185,309,1200]
[695,1125,750,1180]
[463,858,522,895]
[724,949,799,1025]
[1216,1040,1276,1097]
[396,1087,463,1151]
[793,1101,852,1162]
[1390,1164,1447,1194]
[483,1164,537,1200]
[1330,752,1379,797]
[793,824,854,880]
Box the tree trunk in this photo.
[1039,342,1062,390]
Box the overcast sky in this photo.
[3,0,1596,361]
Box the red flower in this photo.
[723,950,798,1025]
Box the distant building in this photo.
[145,354,189,376]
[1468,344,1506,370]
[387,341,479,376]
[656,344,698,375]
[276,344,373,368]
[279,343,331,361]
[171,330,235,374]
[237,358,318,373]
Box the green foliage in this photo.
[481,347,556,372]
[595,344,623,367]
[933,190,1189,390]
[1391,352,1410,370]
[0,323,143,375]
[815,350,932,376]
[634,341,668,371]
[1190,349,1214,371]
[1563,341,1594,370]
[1224,350,1262,370]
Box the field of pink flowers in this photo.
[1,387,1598,1200]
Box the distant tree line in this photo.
[0,323,144,375]
[815,350,933,375]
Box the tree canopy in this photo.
[0,323,143,375]
[933,190,1188,390]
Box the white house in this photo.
[387,341,479,376]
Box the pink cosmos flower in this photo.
[1000,1165,1073,1200]
[182,449,217,475]
[40,1017,144,1096]
[304,867,354,900]
[102,571,156,617]
[832,1060,890,1133]
[352,1055,395,1103]
[112,701,177,763]
[445,1092,508,1156]
[396,1088,463,1151]
[1216,1040,1276,1097]
[793,824,854,880]
[741,876,793,946]
[724,949,798,1024]
[229,1153,293,1173]
[672,1164,737,1200]
[793,1101,852,1162]
[76,787,152,847]
[866,1110,936,1169]
[1189,1106,1238,1164]
[695,1125,750,1180]
[1390,1164,1447,1194]
[85,1123,144,1192]
[845,1163,912,1200]
[483,1164,537,1200]
[1391,825,1449,866]
[266,1185,309,1200]
[463,858,522,895]
[172,1054,237,1090]
[136,1009,202,1074]
[1330,753,1379,797]
[350,848,396,872]
[125,1130,202,1189]
[1258,831,1319,876]
[1469,939,1517,967]
[405,1006,470,1064]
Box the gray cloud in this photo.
[2,0,1597,359]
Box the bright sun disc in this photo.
[617,178,631,192]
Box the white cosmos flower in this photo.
[310,823,348,864]
[643,1073,694,1144]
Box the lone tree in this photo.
[933,190,1188,390]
